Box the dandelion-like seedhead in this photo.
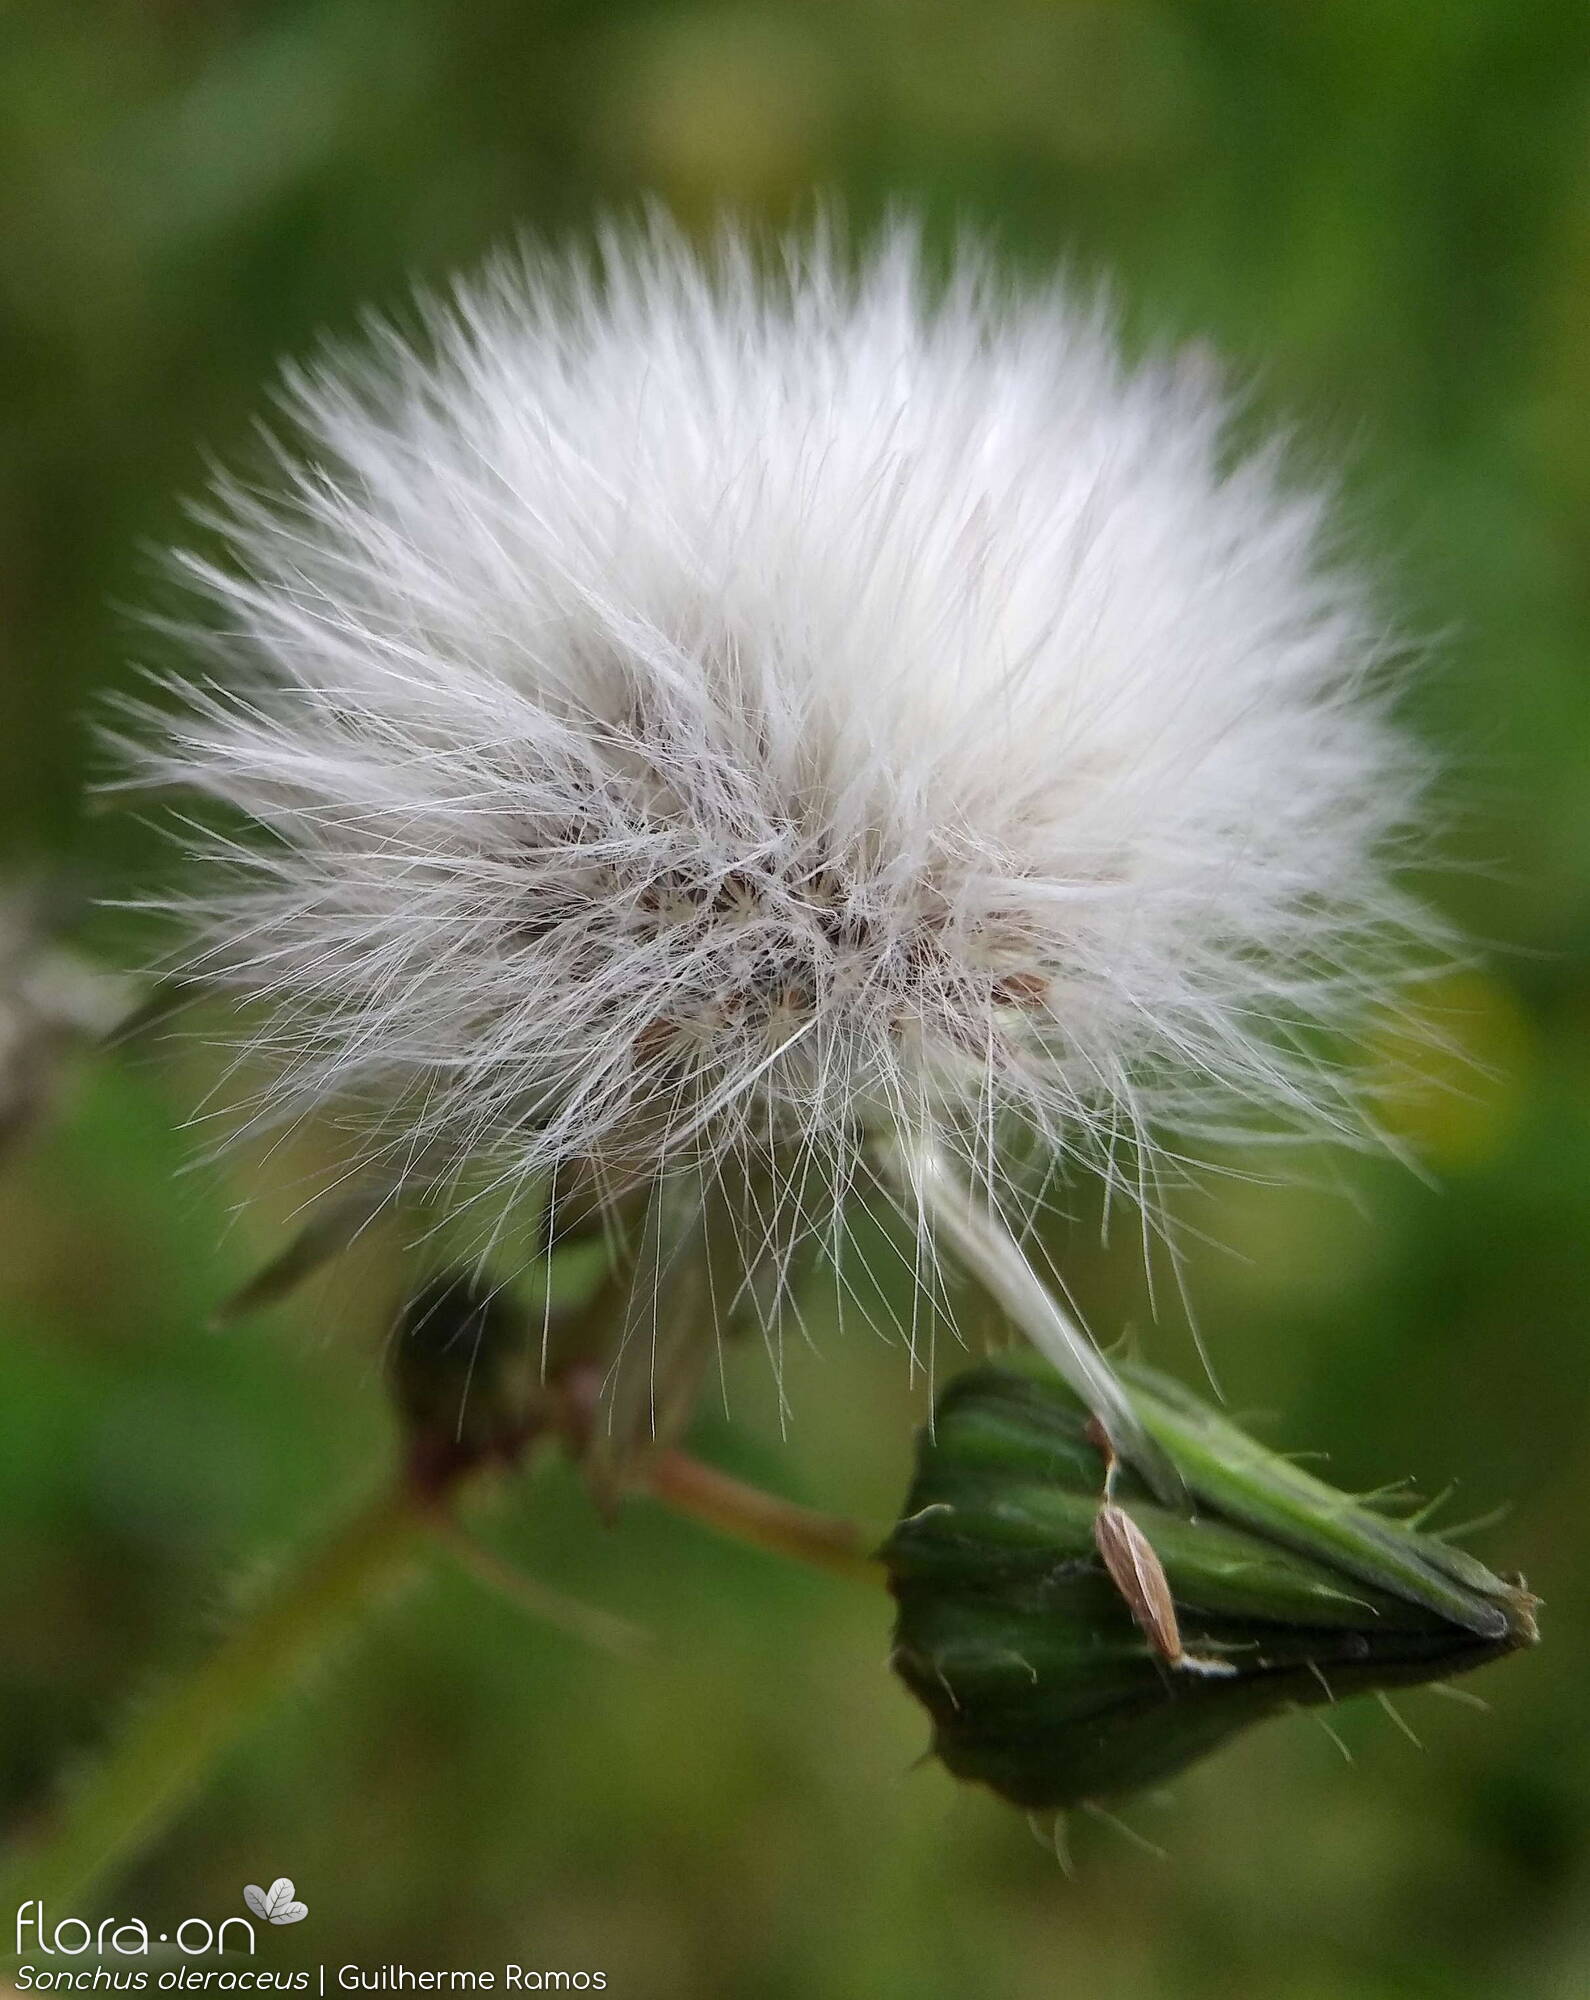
[127,218,1431,1258]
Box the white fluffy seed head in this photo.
[126,217,1434,1244]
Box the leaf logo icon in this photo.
[244,1879,309,1925]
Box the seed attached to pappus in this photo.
[1092,1501,1237,1679]
[989,970,1050,1010]
[1084,1413,1236,1677]
[126,219,1449,1490]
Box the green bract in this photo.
[884,1362,1538,1811]
[386,1272,534,1491]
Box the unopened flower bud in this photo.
[884,1362,1537,1811]
[386,1273,535,1493]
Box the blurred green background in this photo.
[3,2,1590,1996]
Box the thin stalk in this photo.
[876,1130,1188,1513]
[429,1515,653,1657]
[1,1486,431,1932]
[646,1450,883,1585]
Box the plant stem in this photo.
[0,1485,430,1931]
[1,1444,879,1934]
[645,1449,883,1584]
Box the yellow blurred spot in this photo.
[1367,968,1534,1170]
[599,12,836,211]
[869,0,1198,163]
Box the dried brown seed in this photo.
[1093,1501,1185,1667]
[991,970,1050,1009]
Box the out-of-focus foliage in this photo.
[2,4,1589,1996]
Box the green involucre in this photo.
[884,1362,1537,1811]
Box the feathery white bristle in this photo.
[124,216,1434,1262]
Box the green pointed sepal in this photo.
[883,1361,1538,1811]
